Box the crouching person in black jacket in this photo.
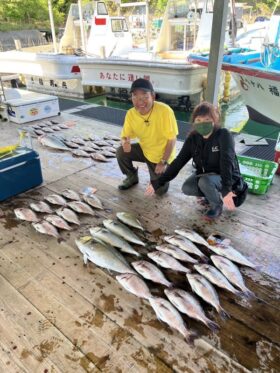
[145,101,248,220]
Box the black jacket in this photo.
[154,128,243,197]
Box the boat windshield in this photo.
[111,19,128,33]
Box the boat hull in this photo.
[78,58,207,99]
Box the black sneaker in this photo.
[118,172,139,190]
[204,205,223,220]
[155,182,169,196]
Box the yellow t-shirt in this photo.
[121,101,178,164]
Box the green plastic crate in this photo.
[237,155,278,194]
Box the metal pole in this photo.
[78,0,87,52]
[48,0,58,53]
[205,0,229,106]
[146,0,150,52]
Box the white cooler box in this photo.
[3,88,60,124]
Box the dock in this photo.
[0,108,279,372]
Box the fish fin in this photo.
[205,319,220,333]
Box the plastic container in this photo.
[237,155,278,195]
[274,132,280,175]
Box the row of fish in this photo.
[14,188,104,238]
[38,133,120,161]
[22,120,75,137]
[75,224,256,341]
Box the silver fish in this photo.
[83,194,103,210]
[175,229,210,247]
[94,140,110,147]
[39,134,70,151]
[35,129,45,136]
[194,264,240,296]
[61,189,81,201]
[71,137,86,145]
[156,244,198,264]
[58,123,70,130]
[132,260,172,287]
[80,146,96,153]
[116,212,144,231]
[64,141,79,149]
[42,127,55,133]
[164,288,219,332]
[51,125,61,131]
[87,142,100,150]
[56,207,80,225]
[32,221,59,238]
[100,150,115,158]
[72,149,91,157]
[164,235,206,259]
[14,208,39,222]
[91,153,109,162]
[90,227,140,257]
[45,215,72,230]
[211,255,255,297]
[207,241,256,269]
[116,273,152,299]
[103,134,120,141]
[44,194,67,206]
[149,297,195,343]
[103,219,145,246]
[186,273,229,319]
[75,238,135,273]
[68,201,95,215]
[147,251,190,273]
[102,146,116,153]
[29,201,53,213]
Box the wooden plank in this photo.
[0,240,173,373]
[0,274,98,373]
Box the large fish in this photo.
[45,215,72,230]
[211,255,255,298]
[194,264,240,296]
[156,244,198,264]
[116,212,144,231]
[132,260,172,287]
[175,229,210,248]
[32,221,59,238]
[82,194,103,210]
[164,288,219,332]
[44,194,67,206]
[14,208,39,222]
[116,273,152,299]
[103,219,145,246]
[61,189,81,201]
[89,227,140,257]
[56,207,80,225]
[38,134,70,151]
[164,235,206,259]
[147,251,190,273]
[149,297,196,343]
[186,273,229,319]
[68,201,95,215]
[75,238,135,273]
[207,240,256,269]
[30,201,53,214]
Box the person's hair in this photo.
[191,101,221,127]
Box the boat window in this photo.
[170,24,197,51]
[111,19,128,32]
[206,0,214,13]
[97,2,108,15]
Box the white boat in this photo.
[189,16,280,126]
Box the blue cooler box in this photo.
[0,147,43,201]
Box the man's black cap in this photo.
[130,78,154,93]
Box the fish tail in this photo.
[218,307,230,320]
[205,319,220,332]
[185,331,197,345]
[243,288,256,299]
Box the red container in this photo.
[274,133,280,175]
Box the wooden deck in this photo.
[0,112,280,372]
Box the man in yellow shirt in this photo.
[116,78,178,195]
